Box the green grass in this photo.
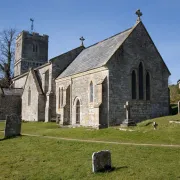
[2,115,180,145]
[1,136,180,180]
[1,115,180,179]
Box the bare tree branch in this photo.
[0,28,17,86]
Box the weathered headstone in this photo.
[92,150,111,173]
[121,101,135,127]
[4,114,21,138]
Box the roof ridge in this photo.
[85,27,133,49]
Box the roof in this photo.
[50,46,84,78]
[23,69,43,95]
[57,27,133,79]
[49,46,84,63]
[12,46,83,81]
[1,88,23,96]
[12,62,51,81]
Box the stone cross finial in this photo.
[135,9,143,22]
[80,36,85,46]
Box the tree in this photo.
[0,28,17,86]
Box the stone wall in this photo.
[13,74,28,88]
[56,68,108,127]
[108,22,170,124]
[22,70,44,121]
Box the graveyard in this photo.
[1,114,180,179]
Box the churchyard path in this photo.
[1,130,180,148]
[22,133,180,148]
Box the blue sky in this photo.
[0,0,179,83]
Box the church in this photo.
[12,10,170,128]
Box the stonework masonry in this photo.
[107,22,169,124]
[55,21,170,127]
[13,44,84,122]
[56,67,108,128]
[14,31,48,77]
[10,18,170,127]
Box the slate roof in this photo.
[58,27,133,79]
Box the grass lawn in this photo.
[1,136,180,180]
[1,114,180,145]
[1,115,180,179]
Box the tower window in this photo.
[32,43,38,52]
[132,70,137,99]
[35,44,38,52]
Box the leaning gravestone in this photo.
[92,150,111,173]
[4,114,21,138]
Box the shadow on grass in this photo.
[0,134,22,141]
[97,166,128,173]
[144,122,153,126]
[115,166,128,171]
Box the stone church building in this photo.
[12,13,170,128]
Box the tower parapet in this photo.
[14,30,49,77]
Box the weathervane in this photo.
[80,36,85,46]
[30,18,34,33]
[135,9,143,22]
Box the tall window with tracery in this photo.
[146,72,150,100]
[132,70,137,99]
[58,88,60,109]
[139,62,144,100]
[61,87,63,106]
[90,81,93,102]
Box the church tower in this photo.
[14,31,49,77]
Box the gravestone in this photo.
[121,101,135,127]
[92,150,111,173]
[4,114,21,138]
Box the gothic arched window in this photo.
[139,62,144,100]
[58,88,60,109]
[61,87,63,106]
[132,70,137,99]
[90,81,93,102]
[146,72,150,100]
[76,99,80,124]
[28,87,31,106]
